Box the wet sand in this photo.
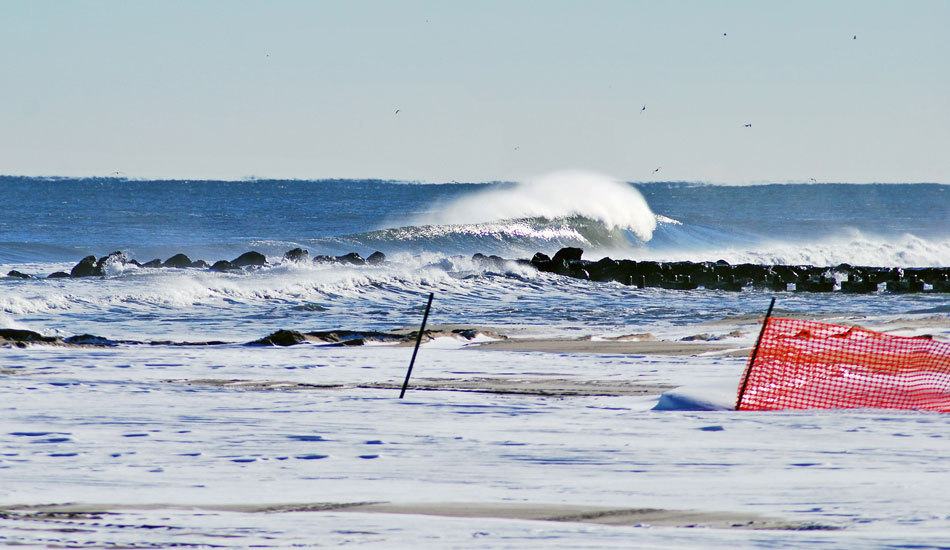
[471,338,750,356]
[0,501,837,531]
[165,377,676,397]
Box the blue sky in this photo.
[1,1,948,183]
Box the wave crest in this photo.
[419,170,658,242]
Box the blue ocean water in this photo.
[2,175,947,262]
[1,173,948,341]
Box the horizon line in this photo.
[1,173,947,187]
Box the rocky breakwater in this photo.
[526,247,950,294]
[4,248,389,280]
[5,246,949,294]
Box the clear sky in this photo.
[1,0,948,183]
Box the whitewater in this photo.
[2,172,950,548]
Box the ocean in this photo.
[2,172,950,548]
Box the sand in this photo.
[471,337,750,357]
[0,501,836,531]
[164,377,676,397]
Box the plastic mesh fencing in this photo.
[736,317,950,411]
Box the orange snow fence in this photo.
[736,317,950,411]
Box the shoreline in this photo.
[0,501,838,531]
[470,338,750,356]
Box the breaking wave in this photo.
[417,170,658,242]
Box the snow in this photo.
[3,343,950,547]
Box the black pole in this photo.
[399,293,434,399]
[736,297,776,410]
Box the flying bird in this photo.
[653,166,661,174]
[640,104,646,114]
[853,35,857,40]
[744,123,752,128]
[394,109,400,115]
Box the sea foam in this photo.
[641,229,950,267]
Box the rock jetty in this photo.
[5,247,949,294]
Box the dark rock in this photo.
[552,247,583,262]
[532,259,555,273]
[336,252,365,265]
[70,255,101,277]
[473,253,507,270]
[190,260,209,268]
[908,267,944,284]
[868,267,901,284]
[569,263,590,280]
[47,271,70,279]
[628,261,663,287]
[753,273,791,292]
[0,328,58,344]
[248,329,308,346]
[6,270,34,279]
[312,255,335,263]
[232,251,267,267]
[302,330,400,344]
[770,265,804,283]
[733,263,768,282]
[705,274,750,292]
[96,251,128,272]
[63,334,116,346]
[128,259,142,267]
[284,248,310,262]
[552,258,572,276]
[796,275,836,292]
[840,275,879,293]
[886,276,925,293]
[529,252,555,273]
[210,260,235,272]
[163,253,193,268]
[531,252,552,264]
[587,257,622,282]
[660,275,699,290]
[686,262,717,286]
[367,251,387,265]
[142,259,163,268]
[932,274,950,293]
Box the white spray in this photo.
[423,170,658,242]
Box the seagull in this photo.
[653,166,661,174]
[853,35,857,40]
[640,104,646,114]
[723,32,727,37]
[394,109,400,115]
[744,123,752,128]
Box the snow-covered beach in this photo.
[4,311,950,548]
